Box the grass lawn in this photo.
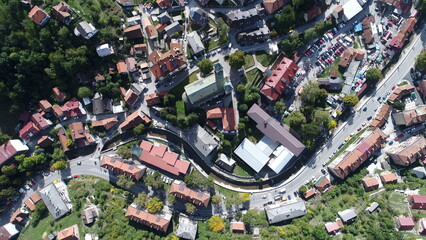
[420,188,426,195]
[327,127,367,164]
[318,57,344,80]
[246,69,263,86]
[388,191,409,215]
[255,51,277,67]
[189,70,199,83]
[176,100,185,116]
[233,164,255,177]
[243,54,255,69]
[215,185,239,199]
[170,77,190,101]
[207,38,221,51]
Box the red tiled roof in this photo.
[145,93,161,107]
[37,135,53,148]
[125,206,170,232]
[57,128,70,152]
[51,2,71,23]
[91,117,118,130]
[231,222,246,232]
[263,0,285,14]
[410,195,426,204]
[31,113,50,129]
[119,111,150,132]
[206,108,237,132]
[19,122,40,141]
[261,57,298,100]
[61,99,82,118]
[169,181,210,207]
[28,6,49,25]
[117,61,127,74]
[156,0,171,8]
[52,87,66,102]
[57,224,79,240]
[30,192,41,203]
[101,156,144,180]
[24,199,35,211]
[39,100,52,112]
[124,25,143,39]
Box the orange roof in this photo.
[52,104,64,117]
[39,100,52,111]
[116,61,127,74]
[339,49,354,67]
[91,117,118,130]
[231,222,246,232]
[119,111,150,132]
[370,104,392,129]
[28,6,49,25]
[10,208,28,224]
[30,192,41,203]
[362,178,379,190]
[263,0,285,14]
[304,189,316,199]
[260,57,298,100]
[169,181,210,207]
[388,85,415,101]
[145,93,161,107]
[125,206,170,232]
[380,172,398,184]
[101,156,144,180]
[206,108,237,132]
[52,87,66,101]
[57,224,79,240]
[24,199,35,211]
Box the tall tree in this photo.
[365,68,382,85]
[343,94,359,107]
[185,203,197,214]
[208,216,225,232]
[116,175,135,189]
[229,50,246,69]
[287,111,306,130]
[197,59,214,75]
[146,197,163,213]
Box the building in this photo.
[338,209,356,224]
[127,16,142,26]
[149,43,187,81]
[315,176,331,192]
[265,201,307,224]
[183,62,231,106]
[31,113,52,130]
[118,111,151,132]
[235,138,270,173]
[157,0,171,9]
[380,172,398,184]
[386,136,426,166]
[57,224,79,240]
[412,166,426,178]
[263,0,286,14]
[68,121,95,148]
[215,153,236,172]
[39,100,52,112]
[100,155,145,180]
[96,44,114,57]
[325,221,341,235]
[143,17,158,40]
[19,122,40,141]
[389,17,417,50]
[187,31,205,56]
[392,105,426,126]
[0,140,29,167]
[52,87,67,102]
[370,105,392,129]
[131,43,147,55]
[91,117,118,130]
[125,205,171,232]
[10,207,29,225]
[37,135,54,148]
[189,7,208,27]
[329,129,387,179]
[176,216,198,240]
[304,6,322,22]
[366,202,379,214]
[82,207,97,225]
[28,6,50,26]
[396,217,415,231]
[361,16,375,44]
[39,183,71,220]
[231,222,246,234]
[181,124,219,158]
[164,22,182,36]
[339,49,355,68]
[136,140,190,176]
[237,26,270,45]
[116,61,127,74]
[51,2,73,25]
[75,21,98,39]
[419,218,426,235]
[304,189,316,199]
[362,178,379,191]
[157,11,171,24]
[92,94,112,115]
[248,104,305,156]
[409,195,426,209]
[260,57,299,101]
[57,128,70,152]
[339,0,362,22]
[145,93,161,107]
[169,180,210,207]
[317,77,343,91]
[388,85,415,102]
[125,57,137,72]
[206,108,237,133]
[0,223,19,240]
[61,99,82,119]
[226,7,264,29]
[124,25,144,39]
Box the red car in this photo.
[392,85,396,90]
[388,22,393,27]
[394,134,404,141]
[73,175,79,178]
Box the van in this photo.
[278,188,286,194]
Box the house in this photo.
[120,87,139,106]
[361,16,375,44]
[338,209,356,224]
[124,25,144,39]
[329,129,387,179]
[145,93,161,107]
[57,128,70,152]
[92,93,112,114]
[61,98,82,119]
[125,205,171,232]
[392,105,426,126]
[10,208,29,225]
[226,7,264,29]
[183,62,231,106]
[362,178,379,191]
[157,0,171,9]
[118,111,151,132]
[265,201,307,224]
[37,135,54,148]
[386,136,426,166]
[412,166,426,178]
[52,105,64,119]
[263,0,286,14]
[189,7,208,27]
[389,17,417,50]
[31,113,52,130]
[317,77,343,91]
[101,155,145,180]
[157,12,171,24]
[24,199,36,211]
[69,121,95,148]
[28,6,50,26]
[419,218,426,235]
[325,221,341,235]
[380,172,398,184]
[339,49,355,68]
[215,153,236,172]
[0,140,29,167]
[75,21,98,39]
[304,189,317,199]
[206,108,237,133]
[57,224,79,240]
[39,183,71,220]
[144,17,158,40]
[366,202,379,214]
[396,217,415,231]
[116,61,127,74]
[169,180,210,207]
[388,85,415,102]
[52,87,67,102]
[119,0,134,6]
[131,44,147,55]
[39,100,52,112]
[237,25,270,45]
[19,122,40,141]
[82,207,97,225]
[260,57,299,101]
[136,140,190,176]
[0,223,19,240]
[315,176,331,192]
[127,16,142,26]
[231,222,246,234]
[51,2,73,25]
[340,0,362,22]
[370,105,392,129]
[164,22,182,36]
[408,195,426,209]
[96,44,114,57]
[187,31,205,56]
[91,117,118,130]
[176,216,198,240]
[125,57,138,73]
[149,43,187,81]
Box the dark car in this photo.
[287,195,292,200]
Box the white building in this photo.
[75,21,98,39]
[96,44,115,57]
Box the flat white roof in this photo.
[256,136,279,156]
[234,138,269,173]
[9,139,29,152]
[4,223,19,237]
[268,145,294,174]
[342,0,362,21]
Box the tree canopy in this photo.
[365,68,382,85]
[116,145,132,159]
[77,86,93,99]
[116,175,135,189]
[416,51,426,72]
[301,81,328,108]
[146,197,163,213]
[51,160,67,170]
[343,94,359,107]
[185,203,197,214]
[208,216,225,232]
[229,50,246,69]
[288,111,306,130]
[197,59,214,75]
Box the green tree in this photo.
[343,94,359,107]
[163,94,176,106]
[146,197,163,213]
[0,175,11,188]
[116,175,135,189]
[167,194,176,204]
[31,201,48,226]
[299,185,307,194]
[51,160,67,170]
[314,110,331,127]
[236,84,245,94]
[0,133,11,145]
[165,234,179,240]
[238,103,248,113]
[274,100,286,115]
[208,216,225,232]
[66,139,74,147]
[1,164,17,176]
[288,111,306,130]
[275,5,296,34]
[415,51,426,72]
[197,59,214,75]
[301,123,321,141]
[365,68,382,85]
[392,101,405,111]
[144,171,164,189]
[116,145,132,159]
[134,192,148,207]
[304,28,318,42]
[51,147,66,162]
[185,203,197,214]
[77,86,93,99]
[211,195,222,204]
[327,120,337,129]
[184,170,212,189]
[217,18,230,44]
[229,50,246,69]
[133,124,145,135]
[301,81,328,108]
